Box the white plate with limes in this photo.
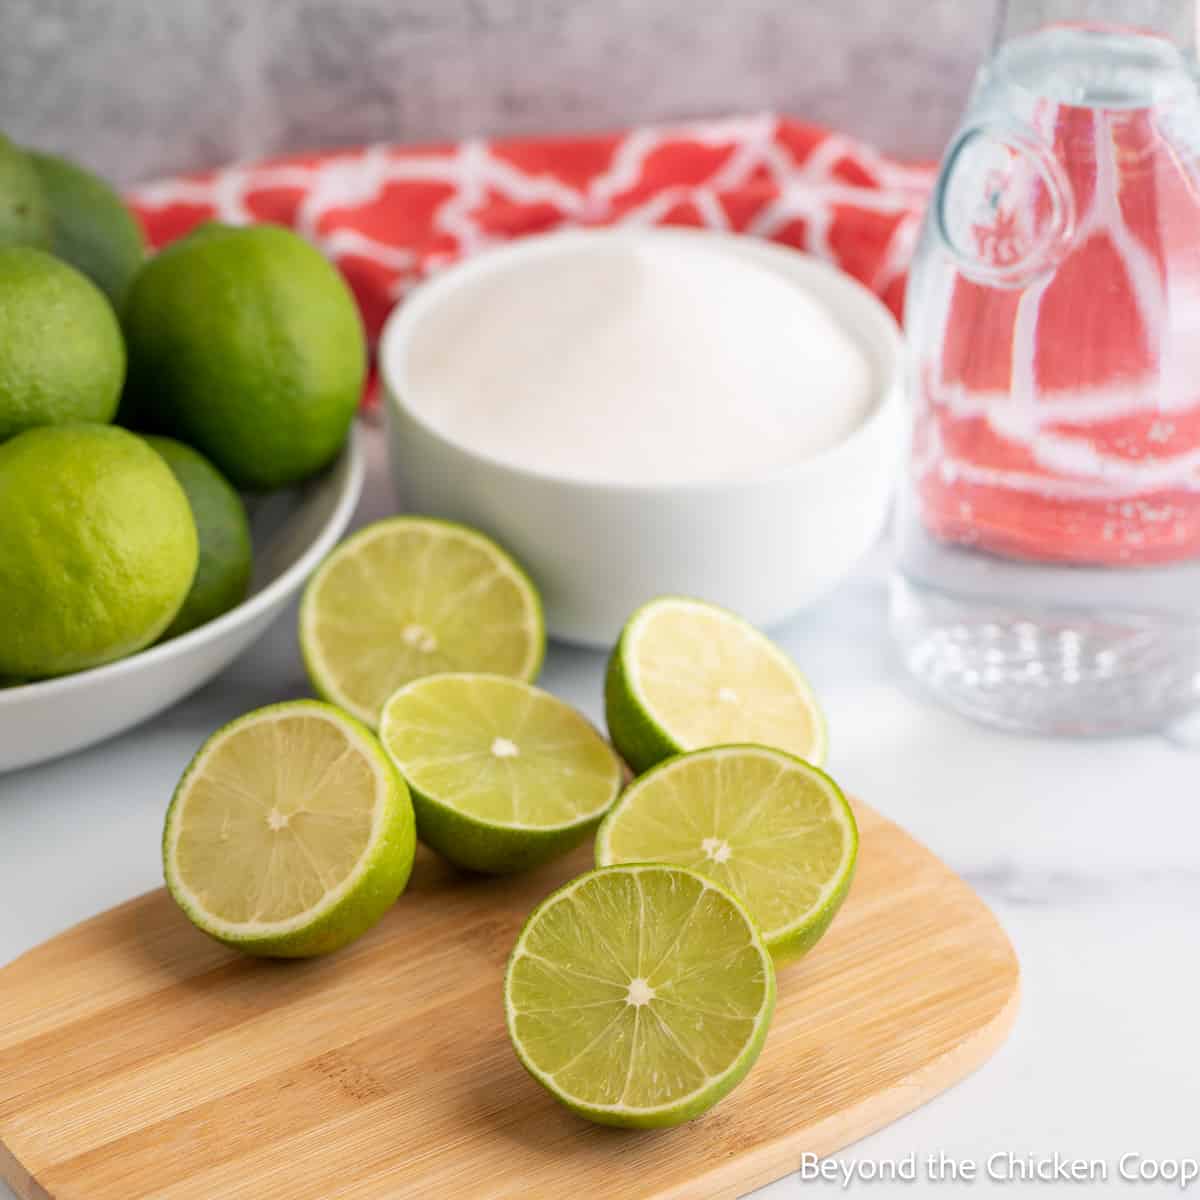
[0,426,364,774]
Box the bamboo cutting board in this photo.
[0,799,1018,1200]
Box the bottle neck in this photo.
[995,0,1195,52]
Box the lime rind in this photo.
[0,424,197,677]
[595,744,857,963]
[0,135,51,249]
[145,435,253,639]
[504,863,776,1127]
[163,699,415,958]
[121,222,364,489]
[29,149,145,310]
[605,595,828,775]
[300,515,545,729]
[380,673,622,874]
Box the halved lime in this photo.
[163,700,415,957]
[605,596,827,774]
[596,746,856,962]
[505,863,775,1127]
[379,673,622,874]
[300,517,544,729]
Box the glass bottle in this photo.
[892,0,1200,734]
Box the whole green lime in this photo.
[123,222,365,489]
[145,435,253,638]
[0,134,50,249]
[0,247,126,441]
[29,150,144,311]
[0,424,198,677]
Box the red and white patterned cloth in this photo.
[127,112,933,386]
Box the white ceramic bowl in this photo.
[381,229,904,647]
[0,427,364,773]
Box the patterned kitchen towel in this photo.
[128,112,933,373]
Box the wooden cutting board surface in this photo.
[0,799,1018,1200]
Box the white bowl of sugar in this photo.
[380,228,904,647]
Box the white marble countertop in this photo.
[2,430,1197,1199]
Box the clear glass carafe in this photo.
[893,0,1200,734]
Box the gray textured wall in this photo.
[0,1,992,187]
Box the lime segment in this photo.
[596,745,857,961]
[505,863,775,1127]
[163,700,415,957]
[380,673,621,873]
[301,517,544,729]
[606,596,827,773]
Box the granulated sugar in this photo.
[406,236,873,485]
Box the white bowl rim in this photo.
[379,226,904,497]
[0,423,365,706]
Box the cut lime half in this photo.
[380,673,622,874]
[596,745,856,962]
[605,596,827,774]
[163,700,415,957]
[505,863,775,1127]
[300,517,544,729]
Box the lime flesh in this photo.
[505,863,775,1127]
[163,700,415,958]
[596,745,857,962]
[301,517,544,729]
[380,673,621,873]
[606,596,827,774]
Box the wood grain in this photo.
[0,799,1018,1200]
